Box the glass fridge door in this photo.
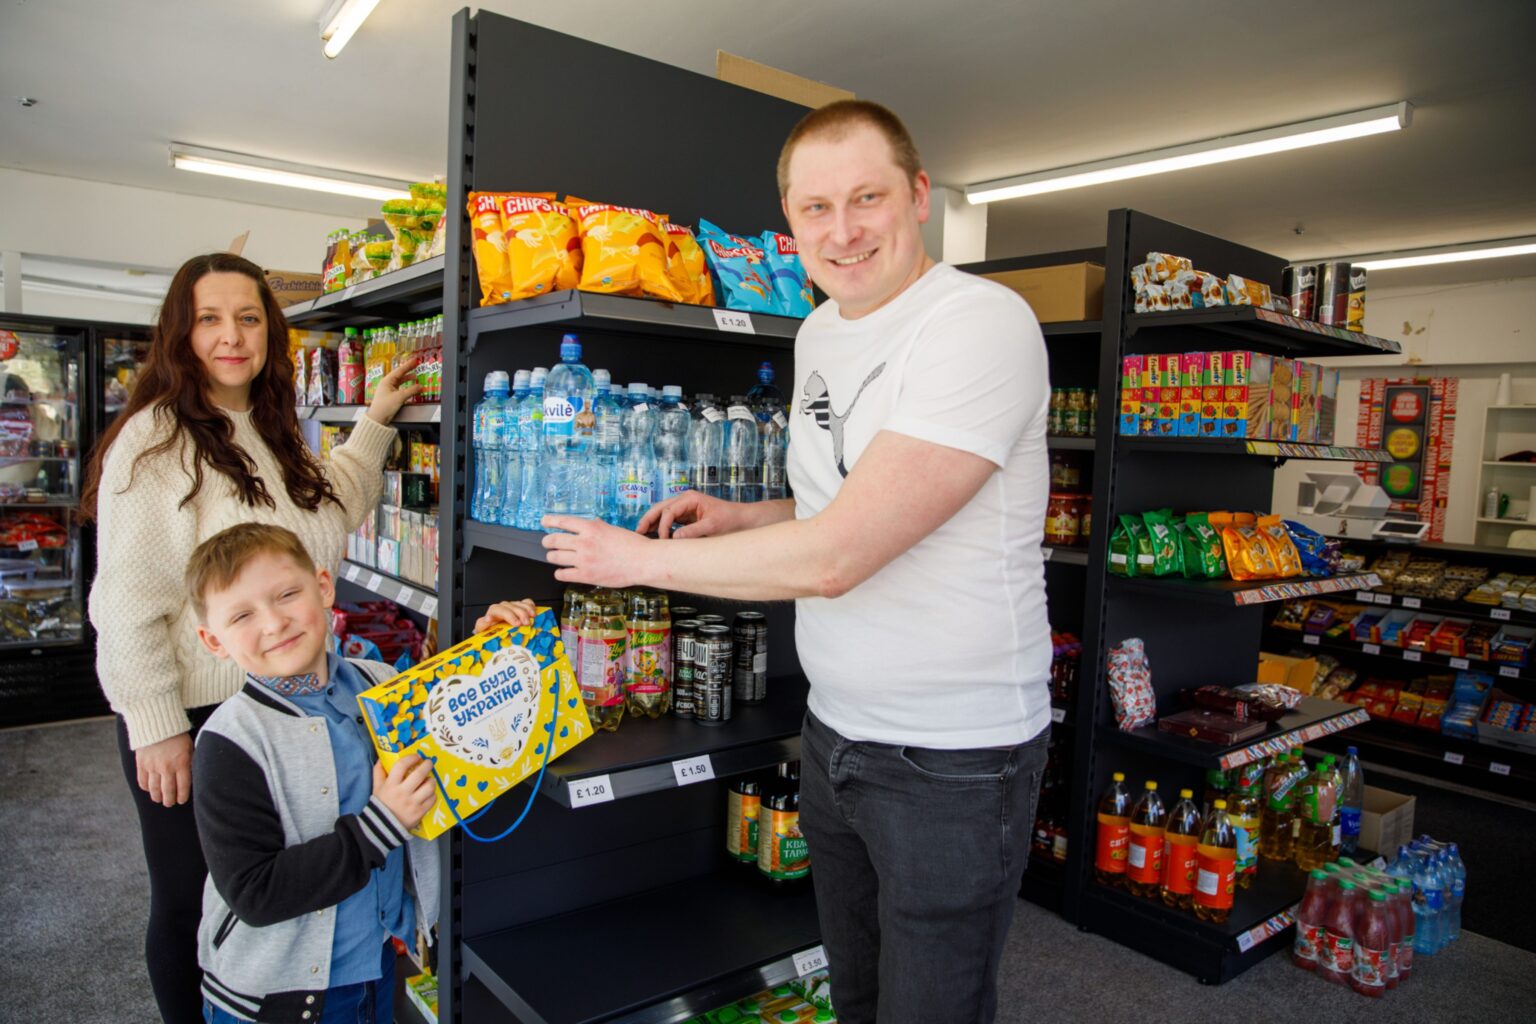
[0,323,85,647]
[102,332,153,431]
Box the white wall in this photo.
[1272,275,1536,543]
[0,167,366,321]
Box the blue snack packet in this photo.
[697,219,778,315]
[760,230,815,318]
[1282,519,1339,577]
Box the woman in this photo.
[82,251,419,1024]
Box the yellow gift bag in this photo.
[357,607,592,839]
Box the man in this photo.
[543,99,1051,1024]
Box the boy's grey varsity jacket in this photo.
[192,661,439,1023]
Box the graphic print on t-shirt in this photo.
[801,364,885,477]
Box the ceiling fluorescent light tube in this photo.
[170,144,410,202]
[966,102,1411,204]
[320,0,382,59]
[1336,238,1536,271]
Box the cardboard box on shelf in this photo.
[982,262,1104,323]
[1257,651,1319,694]
[1358,785,1415,856]
[1220,351,1275,439]
[265,270,325,308]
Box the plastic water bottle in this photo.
[499,369,531,523]
[470,372,510,523]
[1412,849,1444,955]
[723,394,761,503]
[1446,843,1466,942]
[688,394,724,498]
[541,335,596,519]
[1339,746,1364,855]
[592,369,624,524]
[612,383,656,530]
[762,403,788,500]
[747,361,785,421]
[514,367,549,530]
[654,385,691,503]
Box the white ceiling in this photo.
[3,0,1535,276]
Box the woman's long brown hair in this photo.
[81,252,341,521]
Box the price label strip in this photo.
[1403,650,1422,663]
[1363,643,1382,656]
[672,755,715,787]
[1402,597,1422,609]
[421,596,438,618]
[1303,634,1320,646]
[1500,666,1520,679]
[398,583,415,606]
[792,945,828,978]
[1492,608,1512,621]
[1236,904,1299,953]
[711,309,756,334]
[569,774,615,808]
[367,573,384,594]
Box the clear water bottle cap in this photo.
[484,370,510,392]
[593,368,611,386]
[758,361,774,383]
[560,335,581,362]
[662,385,682,399]
[531,366,549,385]
[513,369,531,388]
[629,383,648,396]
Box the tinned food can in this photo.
[671,620,699,719]
[1347,266,1367,333]
[695,624,734,725]
[1283,264,1317,320]
[1315,262,1351,327]
[732,611,768,704]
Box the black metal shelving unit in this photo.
[1062,210,1403,984]
[283,254,446,330]
[429,13,818,1024]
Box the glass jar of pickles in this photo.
[1045,492,1082,547]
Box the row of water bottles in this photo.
[469,334,789,531]
[1385,836,1467,956]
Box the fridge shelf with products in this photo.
[283,254,446,328]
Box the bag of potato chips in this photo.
[1257,514,1303,578]
[500,193,581,300]
[663,222,713,306]
[467,192,514,305]
[1222,524,1278,581]
[570,201,671,298]
[1109,518,1136,577]
[697,219,778,314]
[760,230,814,318]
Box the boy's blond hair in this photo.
[186,523,317,620]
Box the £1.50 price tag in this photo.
[793,945,828,978]
[569,774,614,808]
[712,309,756,334]
[672,755,715,787]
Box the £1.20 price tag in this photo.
[672,755,715,787]
[793,945,828,978]
[569,774,615,808]
[712,309,756,334]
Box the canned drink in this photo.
[1315,262,1351,327]
[694,613,726,632]
[672,606,700,621]
[671,620,699,719]
[695,624,733,725]
[732,611,768,704]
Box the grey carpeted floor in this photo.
[4,718,1533,1024]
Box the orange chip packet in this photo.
[663,222,713,306]
[467,192,514,306]
[570,201,671,298]
[1257,514,1303,578]
[500,193,581,300]
[1221,525,1277,581]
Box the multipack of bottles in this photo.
[1293,837,1467,997]
[468,336,790,530]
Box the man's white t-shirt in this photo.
[787,262,1052,749]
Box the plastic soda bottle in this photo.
[1259,753,1292,861]
[576,587,626,732]
[1292,868,1329,970]
[723,395,762,503]
[1194,798,1238,923]
[1412,849,1444,955]
[1351,889,1391,997]
[612,384,657,531]
[560,584,587,652]
[1339,745,1365,855]
[500,370,530,522]
[591,369,624,523]
[1093,772,1132,888]
[470,372,510,523]
[654,385,692,503]
[1202,768,1229,819]
[688,394,725,498]
[1229,774,1262,889]
[1296,758,1335,871]
[1125,781,1167,899]
[1160,788,1201,909]
[1318,879,1358,985]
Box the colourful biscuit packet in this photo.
[759,230,815,317]
[697,219,778,314]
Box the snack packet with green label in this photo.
[1109,517,1136,576]
[1122,514,1155,575]
[1181,512,1228,578]
[1143,509,1183,576]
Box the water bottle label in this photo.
[617,480,650,506]
[632,402,650,413]
[773,411,788,429]
[1340,808,1361,838]
[543,396,578,437]
[728,404,753,422]
[703,407,725,423]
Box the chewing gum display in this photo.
[698,219,778,314]
[760,231,815,317]
[501,193,581,300]
[356,609,593,840]
[572,201,672,299]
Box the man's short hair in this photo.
[186,523,317,620]
[776,99,923,197]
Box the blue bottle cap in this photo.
[758,361,775,383]
[560,337,581,362]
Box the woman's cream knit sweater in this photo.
[88,406,395,749]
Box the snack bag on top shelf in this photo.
[1164,280,1194,311]
[663,222,714,306]
[1225,274,1273,308]
[1145,252,1193,283]
[569,200,673,299]
[697,219,777,314]
[501,193,581,300]
[760,230,815,317]
[467,192,514,305]
[1133,282,1168,314]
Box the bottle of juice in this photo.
[623,588,672,718]
[576,587,626,732]
[1228,774,1262,889]
[1125,780,1167,899]
[1318,879,1358,985]
[1290,753,1314,866]
[1292,868,1330,970]
[1161,788,1201,909]
[1260,753,1297,861]
[560,585,587,656]
[1324,756,1343,862]
[1390,879,1415,983]
[1094,772,1132,888]
[1351,889,1391,997]
[1194,798,1238,924]
[758,762,809,887]
[1295,759,1330,871]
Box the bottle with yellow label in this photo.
[758,762,809,886]
[1229,774,1262,889]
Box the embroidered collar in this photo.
[249,671,327,697]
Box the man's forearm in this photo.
[639,508,842,601]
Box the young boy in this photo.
[187,523,535,1023]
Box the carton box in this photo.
[264,270,325,308]
[1292,361,1320,442]
[1157,354,1180,436]
[1256,651,1319,694]
[1199,352,1224,438]
[1178,352,1206,436]
[983,263,1105,323]
[1141,354,1164,436]
[1220,351,1274,439]
[1317,368,1340,444]
[1358,786,1416,856]
[1119,356,1144,436]
[1268,358,1297,441]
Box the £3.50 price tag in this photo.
[569,774,614,808]
[712,309,756,334]
[793,945,828,978]
[672,755,715,787]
